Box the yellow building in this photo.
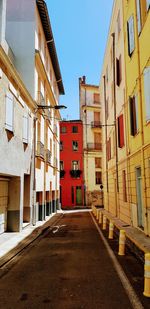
[123,0,150,235]
[101,0,150,236]
[79,76,102,206]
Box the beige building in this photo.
[79,76,102,206]
[0,0,64,233]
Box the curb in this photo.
[0,213,64,268]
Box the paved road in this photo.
[0,211,141,309]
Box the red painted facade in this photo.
[60,120,84,208]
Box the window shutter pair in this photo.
[144,67,150,121]
[23,115,29,143]
[127,15,135,56]
[5,92,14,132]
[118,114,124,148]
[116,55,122,86]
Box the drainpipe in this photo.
[112,32,119,217]
[103,75,109,211]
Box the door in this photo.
[76,186,82,205]
[94,112,100,126]
[136,167,144,228]
[94,132,101,149]
[0,180,8,233]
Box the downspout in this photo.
[103,75,109,211]
[112,32,119,217]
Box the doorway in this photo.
[136,167,144,228]
[76,186,82,205]
[0,179,8,233]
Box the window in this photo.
[93,93,100,104]
[118,114,125,148]
[5,91,14,132]
[107,138,111,161]
[129,95,139,136]
[72,141,78,151]
[136,0,142,34]
[61,126,67,133]
[122,170,127,202]
[146,0,150,10]
[23,115,29,143]
[95,172,102,185]
[72,160,79,170]
[60,161,64,171]
[60,141,63,151]
[127,15,135,56]
[72,126,78,133]
[144,67,150,121]
[116,55,122,86]
[117,11,121,37]
[71,187,74,204]
[95,157,102,168]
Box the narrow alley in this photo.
[0,211,147,309]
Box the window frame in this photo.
[72,140,78,151]
[127,15,135,57]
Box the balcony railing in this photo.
[37,91,45,106]
[46,149,51,165]
[60,170,65,178]
[54,157,58,168]
[70,170,82,178]
[87,143,102,150]
[91,121,102,128]
[36,141,45,159]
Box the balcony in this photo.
[91,121,102,128]
[37,91,45,107]
[70,170,82,178]
[46,149,51,165]
[87,143,102,151]
[54,157,58,169]
[36,141,45,159]
[60,170,65,178]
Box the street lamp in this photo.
[32,104,67,225]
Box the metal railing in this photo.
[36,141,45,159]
[70,169,82,178]
[87,143,102,150]
[91,121,102,128]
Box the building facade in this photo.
[60,120,84,208]
[100,0,150,236]
[0,0,64,233]
[79,76,102,206]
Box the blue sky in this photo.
[47,0,114,120]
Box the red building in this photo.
[60,120,84,208]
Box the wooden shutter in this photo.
[118,114,124,148]
[94,112,100,122]
[129,96,137,136]
[136,0,141,34]
[5,92,14,131]
[23,115,29,143]
[127,15,135,56]
[93,93,100,104]
[135,95,139,131]
[116,55,122,86]
[144,67,150,121]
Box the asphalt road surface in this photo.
[0,211,144,309]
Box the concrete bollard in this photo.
[99,211,102,224]
[96,209,99,220]
[118,230,126,256]
[143,253,150,297]
[108,222,114,239]
[102,215,107,230]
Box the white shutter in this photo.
[23,115,28,143]
[144,67,150,121]
[136,0,141,34]
[128,15,135,55]
[5,92,14,131]
[146,0,150,11]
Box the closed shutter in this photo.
[144,67,150,121]
[5,92,14,131]
[136,0,141,34]
[135,95,139,131]
[118,114,124,148]
[127,15,135,56]
[23,115,28,143]
[129,96,137,136]
[146,0,150,11]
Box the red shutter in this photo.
[118,114,124,148]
